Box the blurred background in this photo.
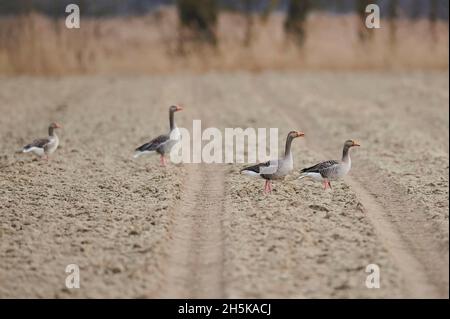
[0,0,448,75]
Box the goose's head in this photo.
[170,105,183,113]
[50,122,62,129]
[289,131,305,139]
[345,139,360,148]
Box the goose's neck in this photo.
[48,126,55,137]
[169,110,176,131]
[342,145,351,163]
[284,135,294,158]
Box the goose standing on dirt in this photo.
[241,131,305,193]
[134,105,183,166]
[298,140,360,190]
[21,122,62,160]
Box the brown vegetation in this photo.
[0,7,448,75]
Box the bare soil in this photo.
[0,72,448,298]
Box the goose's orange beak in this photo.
[296,131,305,137]
[352,141,360,147]
[175,105,183,112]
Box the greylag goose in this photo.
[134,105,183,166]
[21,122,62,160]
[298,139,360,189]
[240,131,305,193]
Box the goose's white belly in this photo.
[303,172,325,181]
[330,159,351,180]
[170,127,181,141]
[163,128,181,154]
[267,155,293,179]
[275,160,293,177]
[46,136,59,154]
[27,147,45,156]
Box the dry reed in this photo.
[0,7,448,75]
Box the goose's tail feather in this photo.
[133,150,152,159]
[297,172,323,182]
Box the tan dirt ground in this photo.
[0,72,448,298]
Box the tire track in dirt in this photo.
[286,118,440,298]
[341,177,442,298]
[291,92,449,298]
[257,80,446,298]
[159,163,226,298]
[346,168,448,297]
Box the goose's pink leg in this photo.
[160,155,166,167]
[264,180,270,193]
[328,181,332,189]
[323,180,328,190]
[269,181,273,192]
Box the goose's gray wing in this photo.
[301,160,339,178]
[23,138,51,150]
[240,160,272,174]
[241,159,280,178]
[135,134,170,152]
